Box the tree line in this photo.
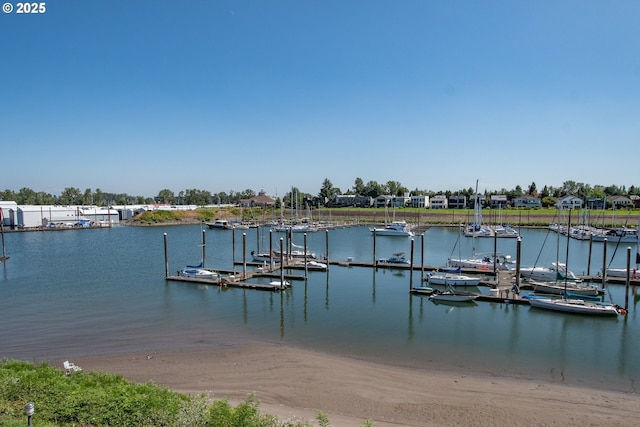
[2,178,638,207]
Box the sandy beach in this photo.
[69,343,639,427]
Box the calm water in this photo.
[1,224,638,393]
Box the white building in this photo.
[430,195,448,209]
[556,196,583,210]
[410,195,429,208]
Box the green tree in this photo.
[319,178,339,201]
[94,188,104,206]
[353,177,365,195]
[59,187,81,205]
[157,189,175,205]
[82,188,92,205]
[17,187,37,204]
[363,180,383,198]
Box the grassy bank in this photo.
[129,207,639,228]
[0,360,371,427]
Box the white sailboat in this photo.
[429,284,479,302]
[424,271,481,287]
[464,180,492,238]
[527,209,621,316]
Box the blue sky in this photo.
[2,0,638,198]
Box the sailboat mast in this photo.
[564,209,572,297]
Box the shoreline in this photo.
[62,342,639,427]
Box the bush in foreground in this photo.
[0,360,373,426]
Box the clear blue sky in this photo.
[2,0,638,198]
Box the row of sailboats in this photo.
[526,209,624,316]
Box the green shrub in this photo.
[0,360,328,427]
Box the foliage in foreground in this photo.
[0,360,373,427]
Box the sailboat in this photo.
[178,226,221,281]
[429,284,479,302]
[527,209,622,316]
[604,215,640,279]
[464,180,492,238]
[370,206,413,237]
[448,189,513,271]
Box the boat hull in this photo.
[528,280,599,297]
[426,273,481,287]
[528,298,619,316]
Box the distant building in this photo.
[390,194,411,208]
[606,195,632,210]
[239,190,276,208]
[512,196,542,208]
[410,195,429,209]
[585,197,606,210]
[490,195,508,209]
[448,195,467,209]
[327,194,373,208]
[467,194,487,209]
[556,195,583,210]
[374,195,393,208]
[430,195,448,209]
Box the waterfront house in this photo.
[327,194,373,208]
[490,195,508,209]
[512,196,542,208]
[410,195,429,208]
[374,195,393,208]
[448,195,466,209]
[239,190,276,208]
[430,195,448,209]
[556,195,583,210]
[606,195,633,210]
[585,197,606,210]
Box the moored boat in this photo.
[424,271,481,287]
[528,297,621,316]
[429,285,479,302]
[178,263,221,281]
[378,252,410,264]
[370,221,414,237]
[527,279,600,297]
[520,262,581,282]
[206,219,232,230]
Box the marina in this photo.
[1,223,639,394]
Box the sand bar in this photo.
[67,343,640,427]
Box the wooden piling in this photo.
[325,229,330,271]
[625,247,631,311]
[242,233,247,278]
[587,234,593,276]
[372,229,377,265]
[602,238,607,287]
[409,238,415,290]
[163,233,169,278]
[202,229,206,268]
[280,237,285,290]
[515,237,521,288]
[304,233,308,278]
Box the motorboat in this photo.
[370,221,414,237]
[520,262,581,282]
[447,253,513,271]
[206,219,231,229]
[378,252,409,264]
